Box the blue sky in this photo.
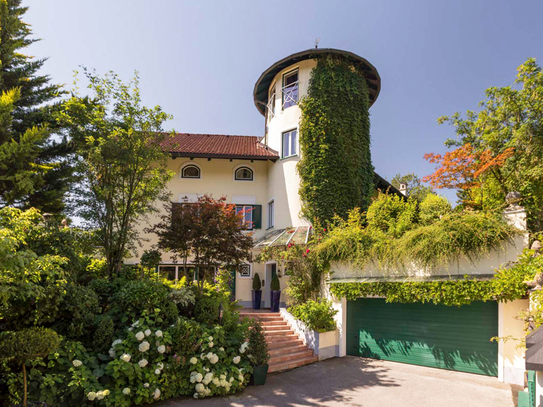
[26,0,543,203]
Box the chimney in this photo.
[399,183,407,196]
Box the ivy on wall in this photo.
[298,55,373,225]
[329,248,542,306]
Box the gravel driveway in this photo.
[155,356,519,407]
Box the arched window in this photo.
[181,164,200,179]
[235,167,253,181]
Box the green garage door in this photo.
[347,298,498,376]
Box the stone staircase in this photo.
[242,311,318,373]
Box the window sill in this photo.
[266,226,275,231]
[280,155,299,162]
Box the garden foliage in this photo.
[288,300,338,333]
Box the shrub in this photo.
[55,284,101,340]
[112,280,178,327]
[193,287,223,326]
[252,274,261,291]
[270,273,280,291]
[246,319,269,367]
[366,193,418,238]
[419,193,452,224]
[92,318,115,354]
[288,300,338,333]
[0,327,61,407]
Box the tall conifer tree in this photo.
[0,0,70,213]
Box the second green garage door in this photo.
[347,298,498,376]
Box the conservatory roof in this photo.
[253,226,311,248]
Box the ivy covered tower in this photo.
[253,49,380,228]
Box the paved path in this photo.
[156,356,519,407]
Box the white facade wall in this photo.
[263,59,316,230]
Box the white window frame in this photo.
[267,199,275,229]
[282,69,299,110]
[236,205,253,230]
[234,166,254,182]
[238,263,252,279]
[180,163,201,179]
[282,129,297,158]
[267,82,276,121]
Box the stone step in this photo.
[269,349,314,364]
[268,355,318,373]
[265,330,295,337]
[263,324,291,331]
[241,313,282,318]
[269,344,310,357]
[261,320,288,326]
[268,338,305,350]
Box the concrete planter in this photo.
[280,308,339,361]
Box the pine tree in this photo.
[0,0,70,213]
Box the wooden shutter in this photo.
[252,205,262,229]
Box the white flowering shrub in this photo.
[83,311,172,407]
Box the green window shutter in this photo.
[252,205,262,229]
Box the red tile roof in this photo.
[160,133,279,161]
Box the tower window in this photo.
[181,164,200,179]
[282,70,299,109]
[282,129,297,158]
[268,200,274,229]
[268,83,276,120]
[235,167,254,181]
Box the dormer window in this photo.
[282,69,299,109]
[181,164,200,179]
[235,167,254,181]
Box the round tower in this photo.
[253,49,380,229]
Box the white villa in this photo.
[130,48,529,384]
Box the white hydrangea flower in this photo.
[157,362,164,370]
[112,339,122,347]
[238,374,244,382]
[220,374,226,380]
[233,356,240,364]
[153,388,161,400]
[195,383,205,393]
[203,366,209,372]
[155,330,163,338]
[200,353,205,359]
[225,384,231,392]
[203,372,213,385]
[220,379,228,387]
[128,327,133,331]
[87,392,97,401]
[139,341,150,352]
[120,353,131,363]
[193,393,199,399]
[212,377,220,386]
[144,383,149,388]
[132,320,141,327]
[195,373,203,383]
[108,349,116,358]
[135,331,145,341]
[230,377,234,383]
[72,359,82,367]
[103,390,110,396]
[219,347,224,352]
[96,391,104,400]
[210,355,219,364]
[157,345,166,354]
[138,359,148,368]
[155,369,161,375]
[122,388,130,395]
[145,329,151,337]
[208,341,214,348]
[240,347,246,354]
[190,357,198,364]
[208,336,213,342]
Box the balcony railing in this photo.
[282,81,299,109]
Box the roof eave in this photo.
[169,152,278,162]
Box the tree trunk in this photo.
[22,362,27,407]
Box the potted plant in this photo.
[247,319,270,385]
[270,273,281,312]
[0,327,60,407]
[252,273,262,310]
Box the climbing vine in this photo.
[329,248,542,306]
[298,55,373,225]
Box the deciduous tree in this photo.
[60,70,174,278]
[424,59,543,230]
